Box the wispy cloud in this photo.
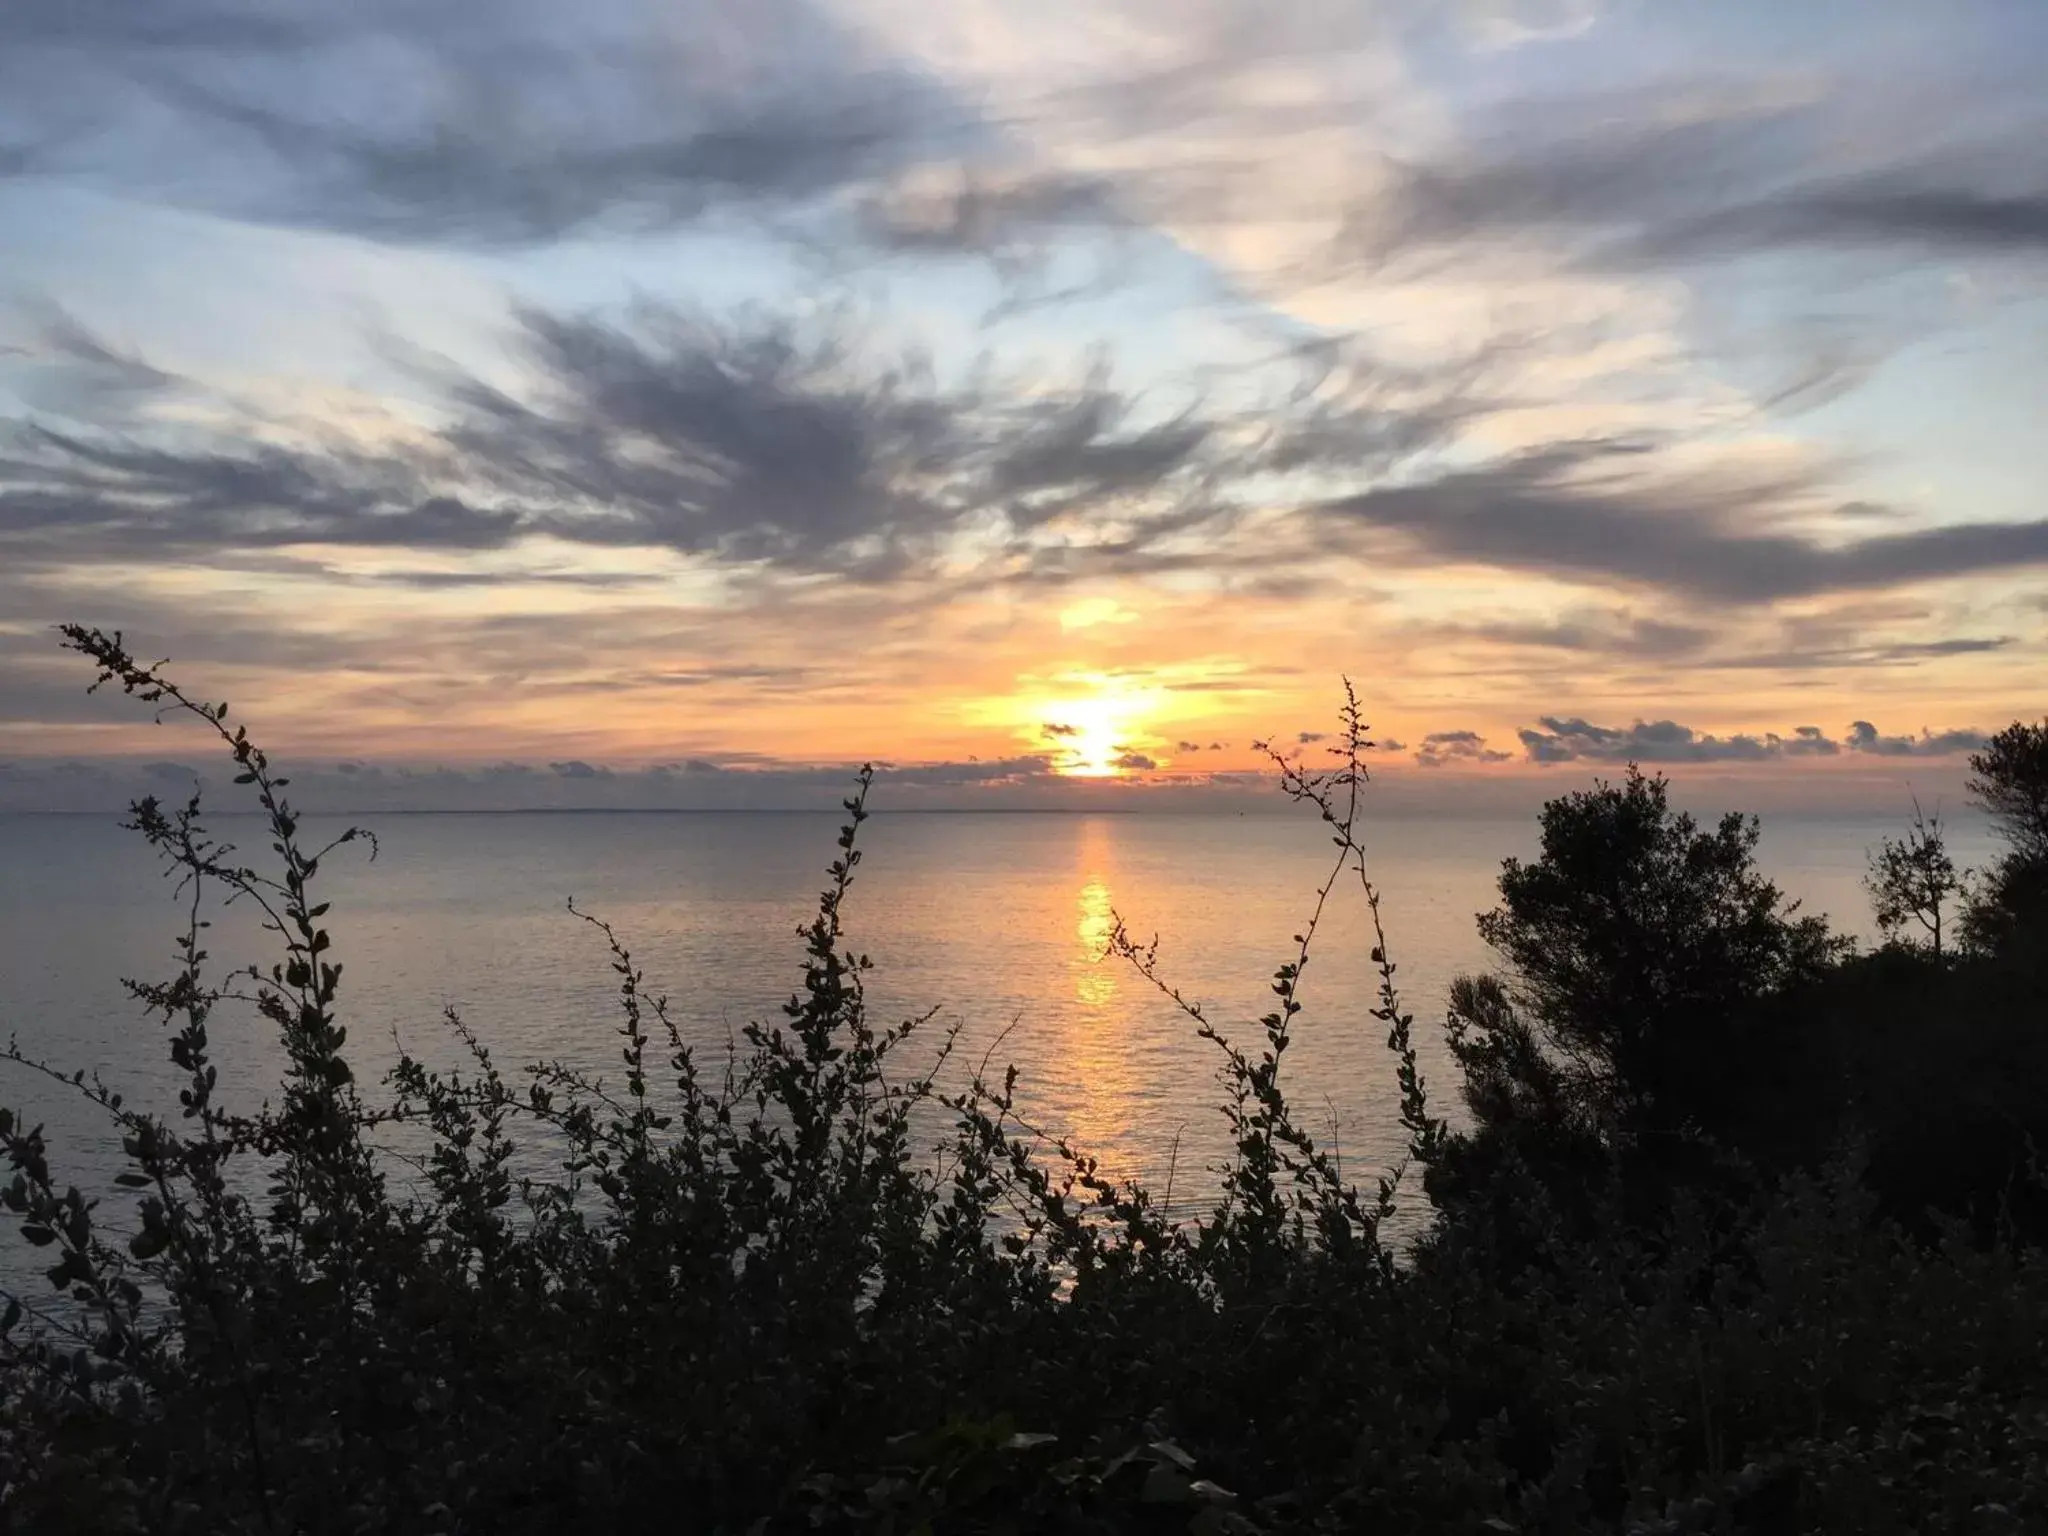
[1333,73,2048,275]
[0,306,1203,578]
[0,0,965,247]
[1313,442,2048,602]
[17,310,2042,610]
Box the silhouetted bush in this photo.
[1431,732,2048,1251]
[1,627,2044,1533]
[1757,748,2048,1245]
[1425,769,1850,1245]
[1960,719,2048,963]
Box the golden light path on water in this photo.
[1061,819,1142,1161]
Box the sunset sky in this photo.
[1,0,2043,810]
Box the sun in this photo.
[989,674,1165,777]
[1051,693,1136,777]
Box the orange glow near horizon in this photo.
[979,673,1170,777]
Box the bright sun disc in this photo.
[1012,677,1165,777]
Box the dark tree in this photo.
[1450,767,1843,1141]
[1969,719,2048,862]
[1962,719,2048,958]
[1865,802,1967,960]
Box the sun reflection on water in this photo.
[1075,876,1116,1009]
[1057,819,1137,1161]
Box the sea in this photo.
[0,807,2000,1255]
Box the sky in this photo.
[0,0,2043,811]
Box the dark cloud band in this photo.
[1315,444,2048,603]
[1517,716,1988,766]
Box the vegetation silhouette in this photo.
[0,625,2043,1533]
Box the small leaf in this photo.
[1141,1465,1191,1505]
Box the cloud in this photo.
[441,304,981,576]
[1516,715,1990,765]
[2,304,180,419]
[1434,610,1713,658]
[0,0,966,248]
[1042,722,1081,738]
[0,408,520,569]
[1112,751,1157,771]
[986,382,1212,529]
[858,164,1121,258]
[1344,83,2048,272]
[23,261,2032,618]
[0,302,1264,582]
[0,287,1533,606]
[1414,729,1512,768]
[1780,726,1840,759]
[1647,181,2048,262]
[1711,634,2018,672]
[875,755,1062,786]
[0,747,1078,812]
[8,1,2043,298]
[1520,716,1785,765]
[345,569,671,591]
[647,758,724,777]
[1313,441,2048,602]
[1845,721,1991,758]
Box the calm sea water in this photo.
[0,808,1997,1240]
